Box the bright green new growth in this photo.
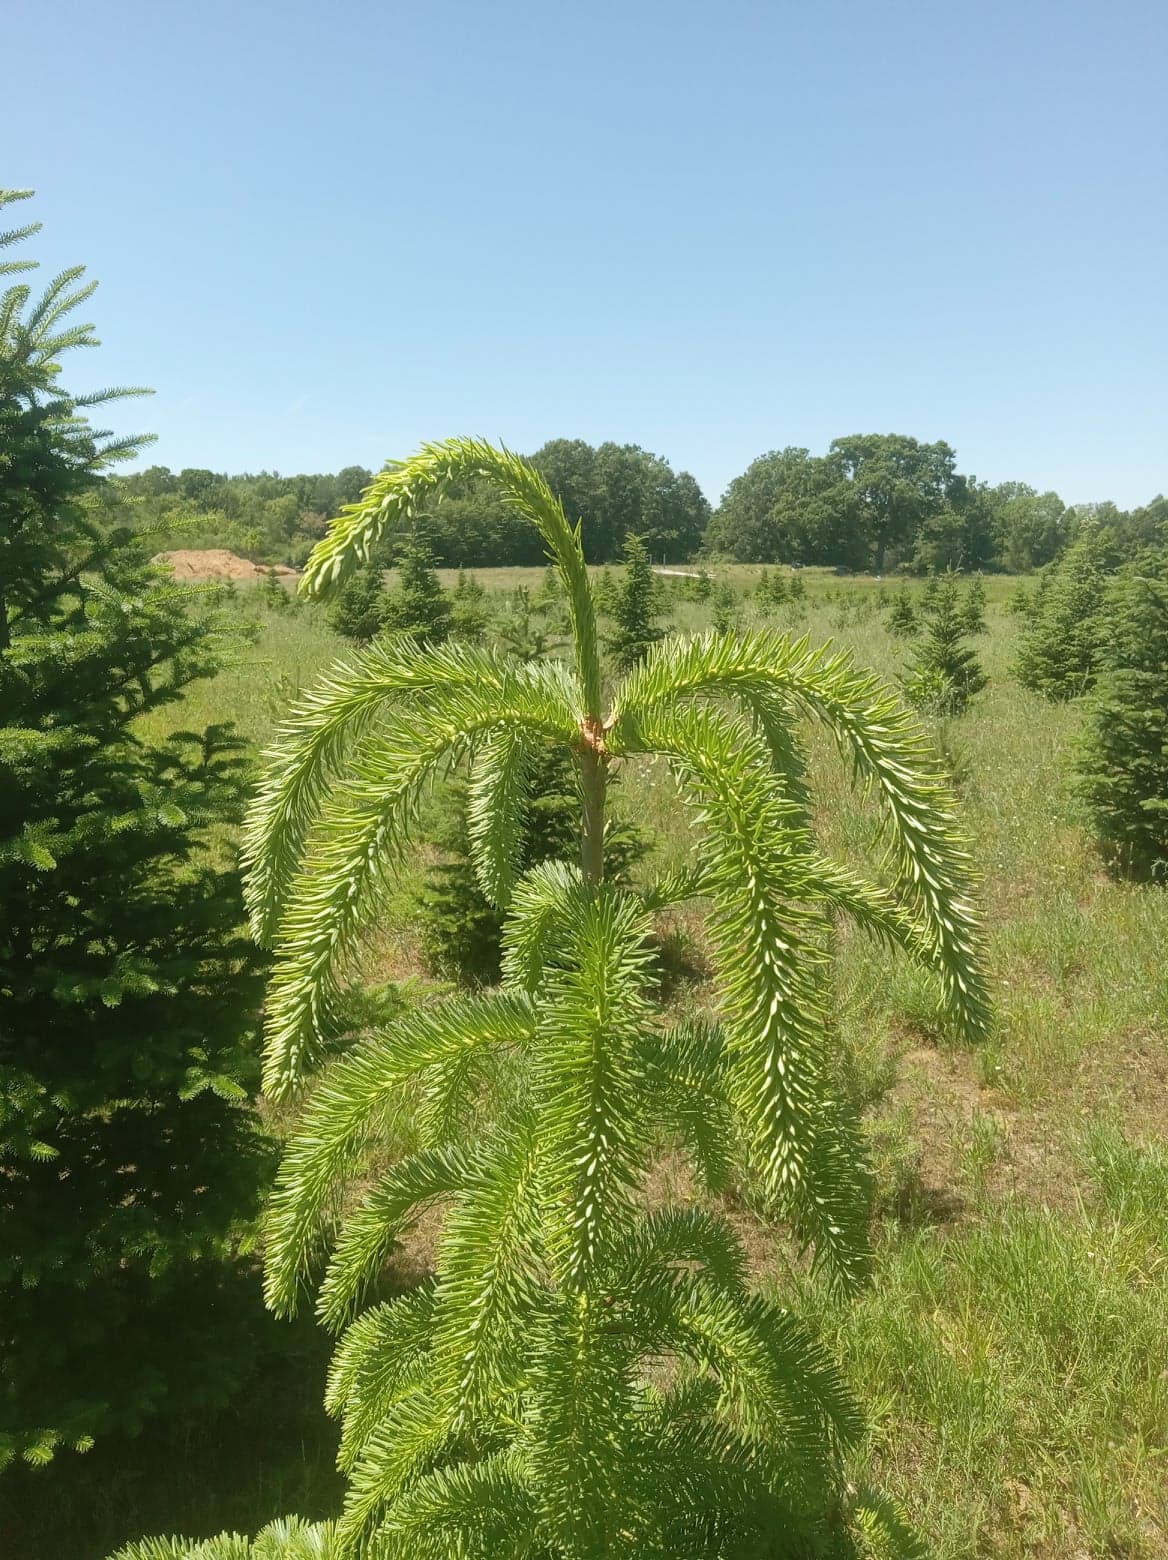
[234,439,988,1557]
[112,1518,339,1559]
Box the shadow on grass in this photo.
[1,1307,342,1560]
[888,1172,967,1231]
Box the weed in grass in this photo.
[1081,1123,1168,1247]
[956,1110,1010,1202]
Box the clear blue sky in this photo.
[9,0,1166,508]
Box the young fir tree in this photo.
[608,532,665,671]
[1075,549,1168,879]
[904,574,987,716]
[1014,533,1108,699]
[886,585,918,638]
[0,190,272,1465]
[1007,578,1034,618]
[535,564,564,614]
[752,569,789,616]
[261,565,294,612]
[962,574,988,634]
[328,563,387,642]
[381,540,453,645]
[133,439,987,1558]
[763,569,789,608]
[591,565,618,613]
[711,580,741,634]
[449,568,489,642]
[497,584,568,663]
[684,565,713,603]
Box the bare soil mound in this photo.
[151,549,298,582]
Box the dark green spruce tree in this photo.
[886,585,918,638]
[1076,549,1168,879]
[381,539,453,644]
[1014,533,1109,700]
[608,532,664,670]
[0,190,272,1465]
[329,563,388,642]
[904,574,987,716]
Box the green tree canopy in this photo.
[987,483,1069,571]
[709,435,972,573]
[0,190,272,1465]
[705,446,840,564]
[827,433,959,574]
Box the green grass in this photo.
[815,1195,1168,1556]
[14,566,1168,1558]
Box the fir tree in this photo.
[261,566,293,612]
[1076,549,1168,879]
[887,585,919,637]
[962,573,988,634]
[787,569,807,604]
[753,568,789,613]
[1014,533,1108,699]
[711,580,740,634]
[0,190,272,1464]
[535,565,563,613]
[328,564,387,642]
[1007,579,1034,618]
[381,540,452,644]
[202,438,989,1558]
[682,565,713,603]
[591,566,618,613]
[904,575,987,715]
[497,585,567,663]
[608,532,665,671]
[449,569,489,642]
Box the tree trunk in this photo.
[579,741,606,887]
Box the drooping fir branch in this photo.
[299,437,603,721]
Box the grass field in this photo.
[8,565,1167,1558]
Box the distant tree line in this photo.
[118,431,1163,576]
[118,439,710,569]
[709,434,1067,574]
[117,463,373,568]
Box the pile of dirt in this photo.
[151,549,299,582]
